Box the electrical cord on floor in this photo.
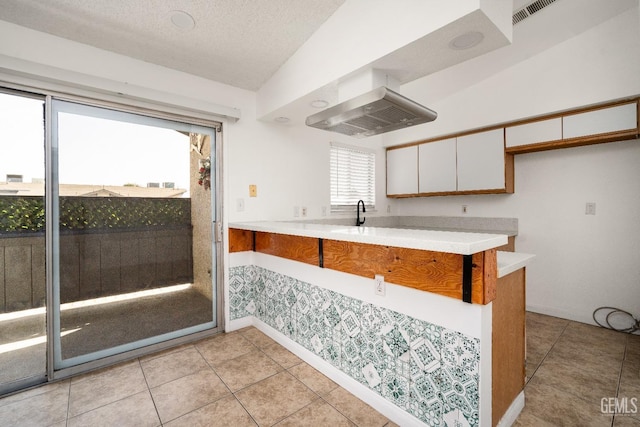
[593,306,640,333]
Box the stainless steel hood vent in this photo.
[305,87,437,138]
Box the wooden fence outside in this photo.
[0,226,193,312]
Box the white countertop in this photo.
[229,221,508,255]
[497,251,536,278]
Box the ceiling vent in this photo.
[513,0,557,25]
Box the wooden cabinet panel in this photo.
[229,228,253,252]
[418,138,457,193]
[254,232,319,266]
[563,102,637,139]
[492,268,526,426]
[387,145,418,195]
[231,228,498,305]
[457,128,506,191]
[506,117,562,148]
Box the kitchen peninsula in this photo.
[227,220,534,426]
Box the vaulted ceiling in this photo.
[0,0,345,91]
[0,0,636,124]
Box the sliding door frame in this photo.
[47,95,225,380]
[0,83,224,383]
[0,88,48,396]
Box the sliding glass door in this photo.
[0,92,47,394]
[50,99,220,370]
[1,89,221,391]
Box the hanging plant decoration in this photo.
[198,158,211,190]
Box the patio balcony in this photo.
[0,196,195,312]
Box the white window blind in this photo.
[330,143,375,211]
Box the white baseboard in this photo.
[252,319,429,427]
[497,391,525,427]
[226,316,253,332]
[526,304,595,326]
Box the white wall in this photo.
[227,124,388,222]
[382,8,640,325]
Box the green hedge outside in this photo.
[0,196,191,233]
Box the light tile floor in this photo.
[0,326,398,426]
[1,314,638,426]
[514,312,640,427]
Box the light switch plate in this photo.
[249,184,257,197]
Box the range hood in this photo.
[305,87,437,138]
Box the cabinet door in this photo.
[387,146,418,195]
[563,103,637,139]
[506,118,562,148]
[418,138,457,193]
[457,128,505,191]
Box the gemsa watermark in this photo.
[601,397,638,416]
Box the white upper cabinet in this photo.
[457,129,506,191]
[386,145,418,195]
[418,138,457,193]
[386,98,637,197]
[387,129,510,196]
[563,103,638,139]
[506,118,562,148]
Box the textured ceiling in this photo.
[0,0,345,91]
[0,0,634,120]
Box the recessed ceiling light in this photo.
[310,100,329,109]
[449,31,484,50]
[170,10,195,30]
[274,117,290,123]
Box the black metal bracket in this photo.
[252,231,256,252]
[462,254,473,303]
[318,238,324,268]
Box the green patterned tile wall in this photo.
[229,265,480,427]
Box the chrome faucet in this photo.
[356,200,366,226]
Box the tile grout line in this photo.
[232,329,366,426]
[611,333,631,427]
[64,361,161,425]
[226,334,294,427]
[525,320,629,426]
[525,319,571,385]
[278,357,343,427]
[137,357,163,426]
[318,393,362,426]
[142,342,258,426]
[240,329,352,426]
[64,378,71,427]
[238,327,393,427]
[192,335,262,427]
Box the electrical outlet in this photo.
[374,274,385,296]
[301,206,307,217]
[387,205,391,214]
[462,205,468,214]
[236,198,244,212]
[585,202,596,215]
[321,206,327,216]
